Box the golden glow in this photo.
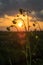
[0,14,43,31]
[16,19,23,27]
[17,21,23,27]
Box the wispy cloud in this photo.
[40,10,43,15]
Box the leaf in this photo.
[19,8,23,14]
[6,27,10,31]
[10,25,14,27]
[17,15,19,17]
[33,23,36,27]
[12,19,16,24]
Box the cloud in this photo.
[31,11,37,16]
[0,0,43,20]
[40,10,43,15]
[35,10,43,21]
[0,14,43,31]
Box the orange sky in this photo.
[0,14,43,31]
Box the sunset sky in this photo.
[0,14,43,31]
[0,0,43,31]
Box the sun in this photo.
[16,19,23,27]
[17,21,23,27]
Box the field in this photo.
[0,31,43,65]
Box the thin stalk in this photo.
[9,57,12,65]
[16,18,27,31]
[37,22,41,31]
[29,42,31,65]
[25,44,29,65]
[26,9,32,65]
[9,25,19,31]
